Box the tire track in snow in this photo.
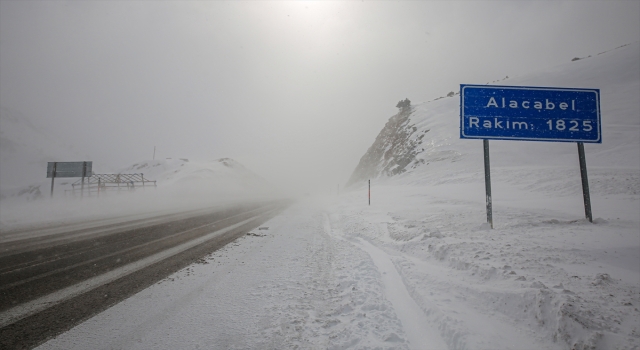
[323,214,448,350]
[354,238,448,350]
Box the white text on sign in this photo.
[486,97,575,111]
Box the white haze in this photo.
[0,169,280,231]
[0,1,639,196]
[0,157,282,230]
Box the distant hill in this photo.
[117,157,274,196]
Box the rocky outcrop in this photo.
[346,107,427,187]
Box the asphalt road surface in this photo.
[0,200,291,349]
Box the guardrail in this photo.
[65,173,156,197]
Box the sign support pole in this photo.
[50,162,57,198]
[81,161,86,198]
[368,179,371,206]
[577,142,593,222]
[483,139,493,229]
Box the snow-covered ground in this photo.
[38,43,639,349]
[36,188,639,350]
[37,198,428,349]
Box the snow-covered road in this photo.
[39,198,431,349]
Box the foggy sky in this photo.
[1,1,638,194]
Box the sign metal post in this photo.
[577,142,593,222]
[81,161,86,198]
[483,140,493,228]
[50,162,57,198]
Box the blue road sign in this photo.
[460,85,601,143]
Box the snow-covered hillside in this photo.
[346,105,420,186]
[348,43,639,186]
[117,157,271,192]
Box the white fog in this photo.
[1,2,638,350]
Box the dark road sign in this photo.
[47,161,92,178]
[460,85,601,143]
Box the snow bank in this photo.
[328,184,638,349]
